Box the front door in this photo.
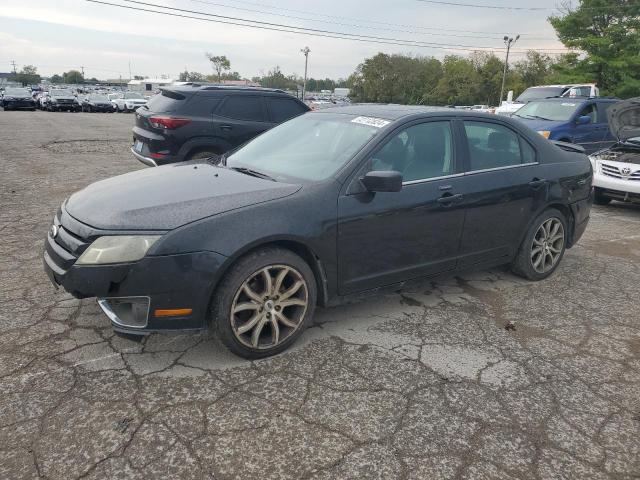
[572,103,602,154]
[337,120,466,294]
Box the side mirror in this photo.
[361,170,403,193]
[577,115,591,125]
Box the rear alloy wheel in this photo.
[188,150,218,161]
[512,208,568,281]
[213,248,316,359]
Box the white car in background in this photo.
[589,98,640,205]
[496,84,600,117]
[111,92,148,112]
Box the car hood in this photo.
[51,96,76,101]
[607,98,640,142]
[514,118,566,132]
[65,162,301,230]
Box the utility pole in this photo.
[300,47,310,101]
[499,35,519,105]
[10,60,17,74]
[128,60,132,81]
[80,66,85,77]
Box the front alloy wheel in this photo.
[231,265,308,350]
[213,247,317,359]
[531,218,565,274]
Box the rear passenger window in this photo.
[464,122,522,171]
[146,90,186,113]
[218,95,265,121]
[267,97,307,122]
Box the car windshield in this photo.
[226,113,382,182]
[51,90,73,97]
[515,87,565,103]
[124,92,144,99]
[90,95,109,102]
[514,101,581,122]
[4,88,30,96]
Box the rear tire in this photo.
[211,247,317,359]
[511,208,568,281]
[187,150,218,161]
[594,189,612,205]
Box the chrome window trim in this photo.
[464,162,539,176]
[98,296,151,330]
[402,172,464,186]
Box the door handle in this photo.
[219,125,233,130]
[529,178,547,189]
[437,193,463,206]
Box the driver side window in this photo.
[577,104,598,124]
[370,121,454,183]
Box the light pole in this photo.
[301,46,310,101]
[499,35,519,105]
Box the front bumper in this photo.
[593,172,640,197]
[50,103,80,111]
[43,222,227,333]
[3,100,36,109]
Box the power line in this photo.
[415,0,640,11]
[85,0,570,54]
[219,0,540,36]
[186,0,556,41]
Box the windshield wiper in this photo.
[230,167,277,182]
[516,114,553,121]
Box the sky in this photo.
[0,0,570,81]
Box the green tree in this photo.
[206,54,231,82]
[63,70,84,84]
[431,56,481,106]
[549,0,640,97]
[12,65,41,86]
[257,66,297,90]
[179,70,207,82]
[49,74,63,84]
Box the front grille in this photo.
[45,215,90,273]
[601,163,640,181]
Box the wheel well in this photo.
[212,240,329,308]
[546,203,575,247]
[186,145,223,160]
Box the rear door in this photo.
[214,94,271,147]
[265,96,309,124]
[456,119,543,268]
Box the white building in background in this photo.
[127,78,174,92]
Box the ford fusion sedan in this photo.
[589,98,640,205]
[43,106,593,358]
[1,87,36,110]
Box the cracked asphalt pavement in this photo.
[1,111,639,479]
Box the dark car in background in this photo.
[1,87,36,111]
[44,105,593,358]
[131,85,310,166]
[81,93,116,112]
[513,97,619,154]
[45,89,80,112]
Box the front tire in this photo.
[211,247,317,359]
[511,208,568,281]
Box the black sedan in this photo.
[2,87,36,110]
[81,94,116,112]
[43,105,593,358]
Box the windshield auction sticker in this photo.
[351,116,391,128]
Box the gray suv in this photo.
[131,85,310,166]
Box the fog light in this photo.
[98,297,150,328]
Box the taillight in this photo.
[149,116,191,129]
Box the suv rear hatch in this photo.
[135,89,190,131]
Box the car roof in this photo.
[527,97,618,104]
[315,104,452,120]
[166,85,287,94]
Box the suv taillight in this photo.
[149,116,191,129]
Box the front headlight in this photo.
[76,235,161,265]
[538,131,551,139]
